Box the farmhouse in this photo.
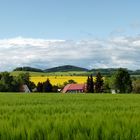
[62,84,86,93]
[19,84,31,93]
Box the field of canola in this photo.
[31,76,89,85]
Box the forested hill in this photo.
[89,68,133,75]
[12,66,140,75]
[13,65,88,73]
[44,65,89,72]
[13,67,43,72]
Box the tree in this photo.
[63,79,77,86]
[86,75,94,93]
[86,76,90,93]
[0,72,19,92]
[0,72,36,92]
[103,77,111,93]
[0,72,13,91]
[95,72,104,93]
[28,81,36,91]
[110,68,132,93]
[43,79,53,92]
[16,72,36,91]
[52,85,59,92]
[37,82,43,92]
[17,72,30,85]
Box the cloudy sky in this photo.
[0,0,140,71]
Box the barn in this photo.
[62,84,86,93]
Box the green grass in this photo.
[0,93,140,140]
[11,71,90,76]
[11,71,140,77]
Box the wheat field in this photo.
[0,93,140,140]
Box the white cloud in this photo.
[0,36,140,71]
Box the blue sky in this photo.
[0,0,140,39]
[0,0,140,71]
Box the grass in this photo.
[11,71,89,77]
[0,93,140,139]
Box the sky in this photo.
[0,0,140,71]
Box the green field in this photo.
[0,93,140,140]
[11,71,89,77]
[10,71,140,77]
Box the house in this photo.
[20,84,31,93]
[111,89,116,94]
[62,84,86,93]
[111,89,120,94]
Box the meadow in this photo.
[11,71,89,77]
[0,93,140,140]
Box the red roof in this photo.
[62,84,86,93]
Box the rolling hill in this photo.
[44,65,89,72]
[13,67,43,72]
[12,66,140,76]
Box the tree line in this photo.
[86,68,133,93]
[0,72,36,92]
[0,68,140,93]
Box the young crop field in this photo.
[11,71,89,77]
[31,76,88,85]
[0,93,140,140]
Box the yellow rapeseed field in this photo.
[31,76,89,85]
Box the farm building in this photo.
[19,84,31,93]
[62,84,86,93]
